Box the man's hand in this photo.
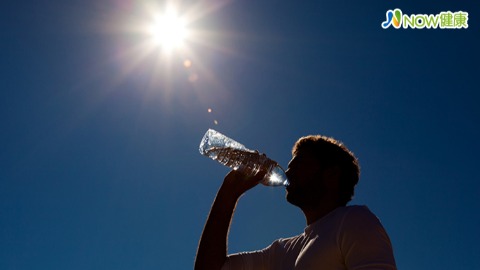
[221,168,266,199]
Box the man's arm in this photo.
[194,170,264,270]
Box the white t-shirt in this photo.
[222,205,396,270]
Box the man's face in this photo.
[285,150,325,208]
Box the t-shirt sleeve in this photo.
[338,206,397,270]
[221,240,284,270]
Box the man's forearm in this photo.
[194,184,241,270]
[195,170,263,270]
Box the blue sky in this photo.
[1,1,479,269]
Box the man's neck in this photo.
[302,202,343,225]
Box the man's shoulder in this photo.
[324,205,374,223]
[267,233,306,252]
[339,205,387,234]
[275,234,304,245]
[343,205,378,220]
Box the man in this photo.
[195,135,397,270]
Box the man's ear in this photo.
[321,166,341,186]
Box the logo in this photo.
[382,9,469,29]
[382,9,402,29]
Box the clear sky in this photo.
[1,1,479,269]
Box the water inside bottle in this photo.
[204,147,265,173]
[204,146,288,186]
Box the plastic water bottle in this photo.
[199,129,289,187]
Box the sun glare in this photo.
[150,11,187,51]
[111,0,237,98]
[108,0,242,128]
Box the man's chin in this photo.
[286,192,300,207]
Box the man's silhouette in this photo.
[195,135,396,269]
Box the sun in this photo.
[109,0,238,92]
[149,10,187,52]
